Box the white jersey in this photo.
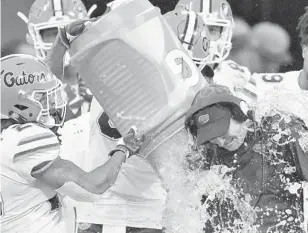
[0,123,65,233]
[252,70,303,93]
[213,60,257,106]
[252,70,308,123]
[66,98,166,229]
[214,65,308,121]
[58,112,91,169]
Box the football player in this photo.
[238,8,308,120]
[197,0,308,99]
[168,0,257,109]
[18,0,95,120]
[198,0,258,106]
[249,6,308,92]
[0,54,143,233]
[45,0,222,230]
[164,4,211,74]
[76,2,167,232]
[43,4,167,233]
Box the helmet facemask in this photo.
[28,17,74,60]
[202,1,235,64]
[205,20,233,64]
[29,80,67,127]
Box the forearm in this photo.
[55,181,102,202]
[44,33,67,80]
[74,151,126,194]
[36,151,126,197]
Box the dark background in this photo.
[1,0,307,71]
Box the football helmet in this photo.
[199,0,234,64]
[1,54,67,127]
[164,5,211,70]
[26,0,88,59]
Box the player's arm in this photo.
[44,20,89,80]
[44,31,67,80]
[33,128,142,202]
[14,125,142,201]
[32,151,127,196]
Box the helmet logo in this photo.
[73,0,84,13]
[198,114,210,124]
[202,36,210,53]
[221,3,231,19]
[30,6,43,18]
[1,69,51,88]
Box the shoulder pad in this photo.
[13,123,59,163]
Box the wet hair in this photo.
[297,6,308,47]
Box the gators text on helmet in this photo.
[1,54,67,127]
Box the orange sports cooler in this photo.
[69,0,208,157]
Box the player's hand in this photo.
[117,127,144,156]
[59,19,95,48]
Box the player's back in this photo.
[252,70,308,123]
[1,123,63,233]
[252,70,302,91]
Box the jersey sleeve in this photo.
[12,124,60,182]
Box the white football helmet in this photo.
[24,0,88,60]
[164,5,211,70]
[199,0,234,64]
[1,54,67,127]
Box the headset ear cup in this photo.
[246,110,255,121]
[219,103,247,123]
[230,107,247,123]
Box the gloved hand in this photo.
[45,19,95,81]
[59,19,95,48]
[117,127,144,157]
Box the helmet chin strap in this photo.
[11,112,27,124]
[38,115,56,128]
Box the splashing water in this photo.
[147,129,205,233]
[255,85,308,232]
[255,84,308,126]
[186,149,258,233]
[147,130,258,233]
[146,83,308,233]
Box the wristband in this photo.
[108,148,129,160]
